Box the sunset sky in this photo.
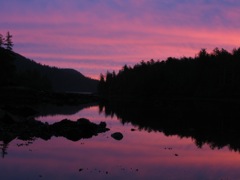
[1,0,240,79]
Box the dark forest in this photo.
[99,48,240,101]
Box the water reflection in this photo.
[35,103,97,120]
[0,103,105,158]
[1,102,240,179]
[0,142,8,158]
[100,100,240,152]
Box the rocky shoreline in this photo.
[0,107,109,143]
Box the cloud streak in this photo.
[0,0,239,79]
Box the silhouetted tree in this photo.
[232,48,240,58]
[4,31,13,51]
[0,47,16,86]
[98,73,107,97]
[197,48,209,59]
[0,142,8,158]
[98,47,240,100]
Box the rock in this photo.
[0,117,109,143]
[52,119,76,129]
[51,118,110,141]
[99,122,107,129]
[111,132,123,140]
[77,118,91,125]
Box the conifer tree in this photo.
[4,31,13,51]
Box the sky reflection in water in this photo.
[1,106,240,179]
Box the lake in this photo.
[1,104,240,179]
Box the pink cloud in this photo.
[1,0,240,79]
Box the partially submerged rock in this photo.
[51,118,109,141]
[0,116,109,143]
[111,132,123,141]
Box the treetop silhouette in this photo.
[98,47,240,100]
[0,31,14,51]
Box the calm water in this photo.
[1,105,240,179]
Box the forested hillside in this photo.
[99,48,240,101]
[0,47,98,92]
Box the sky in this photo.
[1,0,240,79]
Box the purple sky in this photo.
[1,0,240,79]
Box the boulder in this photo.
[111,132,123,141]
[0,117,109,142]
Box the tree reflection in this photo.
[0,141,8,158]
[0,118,109,157]
[99,100,240,152]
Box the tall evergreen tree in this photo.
[4,31,13,51]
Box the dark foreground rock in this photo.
[111,132,123,141]
[51,118,108,141]
[0,114,109,143]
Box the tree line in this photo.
[0,31,14,51]
[0,41,98,92]
[0,46,51,90]
[98,47,240,101]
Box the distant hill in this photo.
[0,47,98,92]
